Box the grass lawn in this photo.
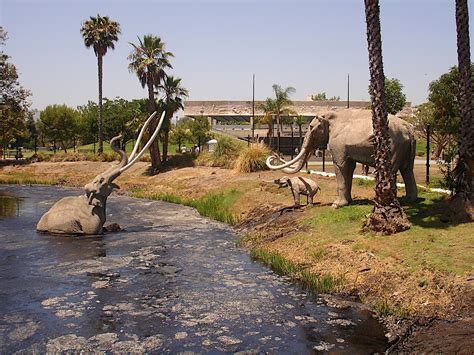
[416,137,427,156]
[77,141,193,155]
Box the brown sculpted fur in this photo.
[37,112,165,235]
[267,109,418,208]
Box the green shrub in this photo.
[195,136,244,169]
[194,151,214,167]
[250,248,344,293]
[188,188,241,224]
[213,136,242,158]
[33,151,147,163]
[234,143,270,173]
[130,187,242,225]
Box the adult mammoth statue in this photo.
[37,111,166,235]
[266,109,418,208]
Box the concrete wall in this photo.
[184,100,373,117]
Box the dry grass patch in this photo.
[234,143,270,173]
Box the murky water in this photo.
[0,185,387,353]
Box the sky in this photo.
[1,0,473,111]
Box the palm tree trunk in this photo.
[147,79,161,172]
[298,124,303,148]
[453,0,473,208]
[162,132,168,162]
[364,0,410,234]
[162,111,172,163]
[97,54,103,160]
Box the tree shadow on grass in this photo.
[350,198,373,206]
[402,195,471,229]
[349,196,470,229]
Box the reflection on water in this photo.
[0,193,21,218]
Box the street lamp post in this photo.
[426,124,430,184]
[252,74,255,141]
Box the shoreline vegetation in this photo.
[0,160,472,351]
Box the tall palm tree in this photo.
[453,0,473,211]
[128,35,173,171]
[80,14,120,159]
[293,115,306,149]
[258,85,295,152]
[258,98,276,139]
[272,84,296,133]
[158,75,189,162]
[364,0,410,234]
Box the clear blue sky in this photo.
[1,0,472,110]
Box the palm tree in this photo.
[293,115,306,149]
[258,98,276,139]
[158,75,189,162]
[128,35,173,171]
[258,85,295,152]
[364,0,410,234]
[452,0,473,211]
[80,14,121,159]
[272,84,296,133]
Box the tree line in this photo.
[16,98,211,155]
[80,14,188,172]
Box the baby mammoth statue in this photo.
[274,176,321,207]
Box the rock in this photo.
[327,318,356,326]
[91,280,110,289]
[217,335,242,345]
[313,341,335,351]
[104,223,122,232]
[46,334,88,352]
[87,333,119,349]
[385,332,399,344]
[111,340,145,352]
[439,214,450,223]
[142,335,164,351]
[175,332,188,340]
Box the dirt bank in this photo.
[1,161,473,352]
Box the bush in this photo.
[165,153,194,168]
[234,143,271,173]
[34,151,128,163]
[195,136,244,169]
[436,142,457,193]
[194,151,214,167]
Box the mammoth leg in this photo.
[332,160,356,208]
[400,166,418,202]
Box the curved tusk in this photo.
[109,134,128,169]
[119,111,166,173]
[95,135,128,184]
[265,148,306,170]
[280,148,312,174]
[128,112,157,161]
